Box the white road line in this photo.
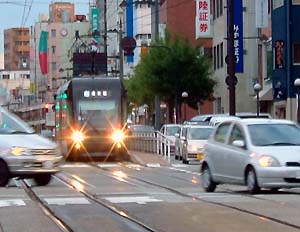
[44,197,91,205]
[168,167,201,176]
[105,196,163,205]
[146,163,161,168]
[97,164,119,168]
[61,164,90,168]
[0,199,26,207]
[171,164,188,168]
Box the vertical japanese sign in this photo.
[91,8,100,46]
[275,40,284,69]
[195,0,211,38]
[227,0,244,73]
[256,0,268,28]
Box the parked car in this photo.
[190,112,271,124]
[181,125,214,164]
[174,124,189,160]
[0,108,63,186]
[160,124,181,154]
[201,118,300,194]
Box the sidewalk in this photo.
[128,150,171,167]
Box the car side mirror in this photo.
[175,133,179,138]
[232,140,245,148]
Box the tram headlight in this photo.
[112,130,125,143]
[71,131,85,143]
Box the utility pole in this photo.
[119,14,124,82]
[104,0,108,76]
[228,0,236,116]
[152,0,161,130]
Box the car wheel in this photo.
[201,165,216,192]
[0,160,10,187]
[246,167,260,194]
[34,174,52,186]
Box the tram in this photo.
[54,76,128,160]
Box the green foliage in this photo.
[124,32,216,111]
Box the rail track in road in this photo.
[17,179,74,232]
[83,162,300,231]
[17,176,159,232]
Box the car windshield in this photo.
[0,109,34,134]
[248,123,300,146]
[166,126,180,136]
[188,127,213,140]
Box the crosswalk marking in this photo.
[44,197,91,205]
[146,163,161,168]
[61,164,90,168]
[97,164,119,168]
[105,196,163,205]
[0,199,26,207]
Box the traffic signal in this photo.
[44,103,51,113]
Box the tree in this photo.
[124,32,216,123]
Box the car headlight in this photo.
[71,131,85,143]
[112,130,125,143]
[188,144,198,152]
[258,155,280,167]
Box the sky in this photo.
[0,0,91,53]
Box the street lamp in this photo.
[254,83,262,118]
[182,91,188,122]
[294,78,300,124]
[143,104,149,124]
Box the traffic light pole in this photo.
[152,0,161,130]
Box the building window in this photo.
[52,45,56,54]
[213,46,216,70]
[220,42,224,68]
[217,45,220,69]
[51,29,56,38]
[2,74,9,79]
[52,62,57,71]
[293,44,300,65]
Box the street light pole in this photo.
[294,78,300,124]
[181,91,188,122]
[254,83,262,118]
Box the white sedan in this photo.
[0,108,63,186]
[201,118,300,194]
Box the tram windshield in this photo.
[76,99,119,128]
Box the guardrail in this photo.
[127,131,172,162]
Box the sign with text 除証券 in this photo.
[195,0,211,38]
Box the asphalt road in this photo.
[1,160,300,232]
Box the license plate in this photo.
[43,161,53,168]
[197,153,204,160]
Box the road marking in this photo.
[97,164,119,168]
[105,196,163,205]
[44,197,91,205]
[168,167,201,176]
[146,163,161,168]
[0,199,26,207]
[172,164,188,168]
[61,164,90,168]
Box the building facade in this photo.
[4,28,30,71]
[272,0,300,121]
